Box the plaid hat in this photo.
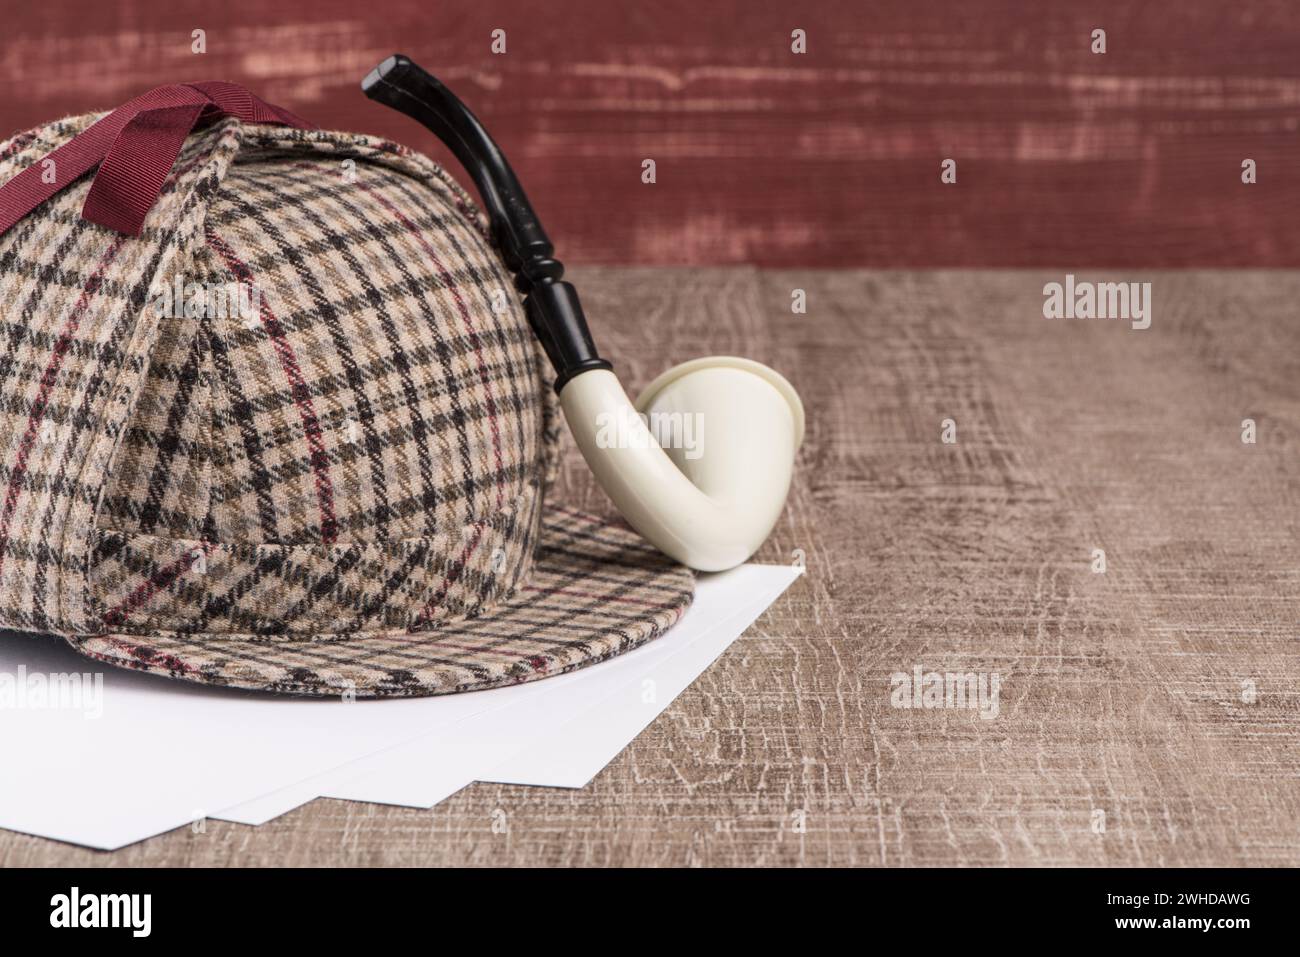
[0,101,693,697]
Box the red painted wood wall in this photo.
[2,0,1298,267]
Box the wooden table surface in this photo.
[2,266,1297,866]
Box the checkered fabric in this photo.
[0,112,693,696]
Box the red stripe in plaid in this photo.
[100,541,214,631]
[0,132,37,161]
[93,635,203,676]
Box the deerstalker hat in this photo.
[0,85,693,697]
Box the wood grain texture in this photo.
[3,1,1300,266]
[1,266,1296,866]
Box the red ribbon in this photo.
[0,82,313,238]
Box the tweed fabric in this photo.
[0,112,693,696]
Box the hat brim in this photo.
[66,508,695,697]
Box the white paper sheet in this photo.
[0,638,512,849]
[215,564,799,823]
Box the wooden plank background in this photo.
[1,266,1297,866]
[2,0,1299,266]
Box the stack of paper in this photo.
[0,564,799,849]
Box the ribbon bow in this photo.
[0,82,313,239]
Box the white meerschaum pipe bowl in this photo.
[559,357,805,572]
